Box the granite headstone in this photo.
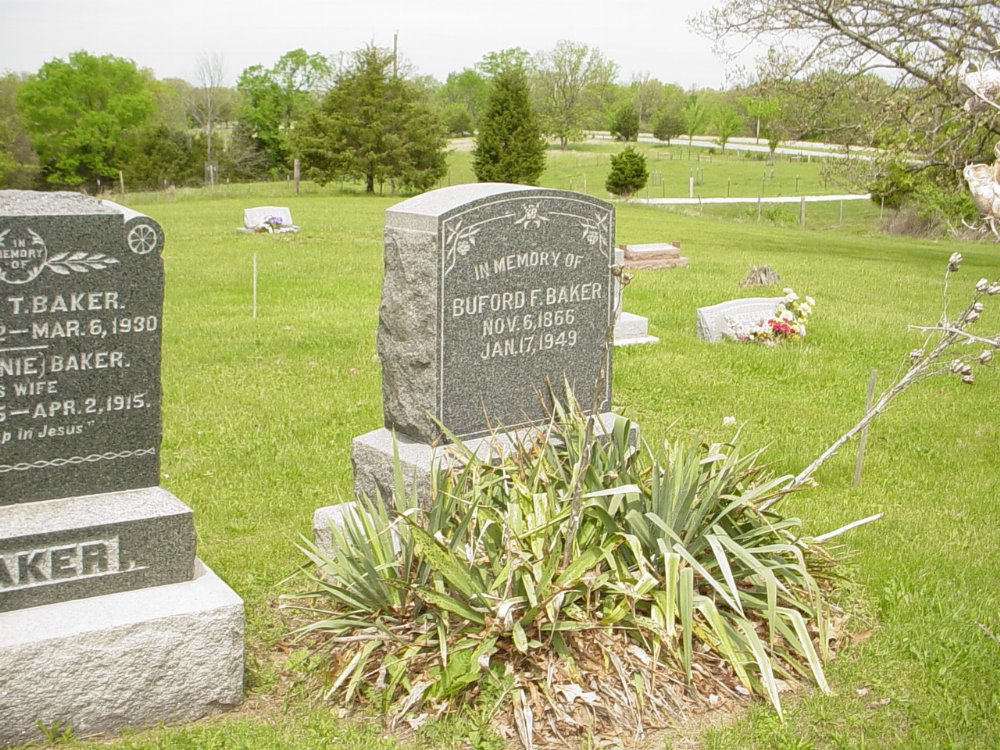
[695,297,784,343]
[342,184,635,511]
[0,191,162,505]
[379,183,614,443]
[0,191,243,743]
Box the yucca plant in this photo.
[285,399,853,747]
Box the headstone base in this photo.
[614,312,659,347]
[0,487,196,612]
[0,560,244,746]
[338,413,639,525]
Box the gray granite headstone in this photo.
[0,192,243,741]
[380,184,614,443]
[696,297,784,342]
[0,191,163,505]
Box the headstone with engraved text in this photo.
[1,191,163,505]
[379,183,614,443]
[0,191,243,745]
[345,184,632,509]
[695,297,784,343]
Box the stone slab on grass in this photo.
[614,312,659,346]
[0,560,243,746]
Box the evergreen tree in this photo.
[297,46,446,194]
[605,145,648,198]
[473,68,546,185]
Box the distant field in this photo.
[43,176,996,750]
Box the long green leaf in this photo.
[407,523,484,601]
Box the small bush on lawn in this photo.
[285,399,848,746]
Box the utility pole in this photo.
[392,31,398,79]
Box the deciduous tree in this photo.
[16,51,154,187]
[0,73,38,188]
[439,68,489,132]
[712,103,744,151]
[697,0,1000,222]
[189,52,226,163]
[652,108,684,144]
[681,95,708,146]
[534,41,618,147]
[609,102,639,141]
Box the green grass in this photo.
[437,140,851,200]
[46,161,1000,749]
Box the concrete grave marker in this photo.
[0,191,243,744]
[611,247,658,347]
[696,297,784,343]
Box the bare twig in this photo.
[790,258,998,489]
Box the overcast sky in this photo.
[1,0,760,89]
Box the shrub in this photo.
[605,145,648,198]
[286,399,849,745]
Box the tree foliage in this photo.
[609,102,640,141]
[473,68,546,185]
[534,41,618,147]
[16,51,154,187]
[118,125,204,189]
[712,103,744,151]
[697,0,1000,221]
[297,46,446,194]
[605,145,648,198]
[652,107,685,144]
[438,68,489,132]
[680,95,708,145]
[0,74,38,188]
[234,49,332,178]
[476,48,532,78]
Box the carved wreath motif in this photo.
[44,251,120,275]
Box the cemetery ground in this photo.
[45,159,999,749]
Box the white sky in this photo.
[0,0,760,88]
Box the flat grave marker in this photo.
[696,297,784,342]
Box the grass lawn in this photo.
[44,153,1000,749]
